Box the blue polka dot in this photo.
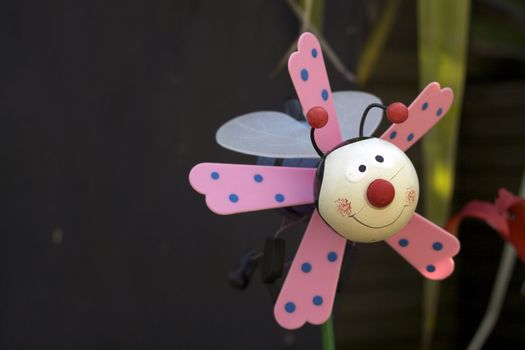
[407,133,414,142]
[254,174,263,183]
[422,102,428,110]
[229,194,239,203]
[399,238,409,247]
[436,108,443,116]
[426,264,436,273]
[432,242,443,251]
[285,302,296,313]
[275,194,285,202]
[313,295,323,306]
[321,89,329,101]
[301,262,312,273]
[211,172,220,180]
[311,48,318,58]
[327,251,337,262]
[301,69,309,81]
[390,131,397,139]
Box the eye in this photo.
[372,152,394,169]
[345,162,368,183]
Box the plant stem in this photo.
[321,316,336,350]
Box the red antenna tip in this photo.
[386,102,409,124]
[306,106,328,129]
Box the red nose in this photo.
[367,179,395,208]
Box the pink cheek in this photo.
[406,188,416,205]
[335,198,353,217]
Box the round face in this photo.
[317,138,419,243]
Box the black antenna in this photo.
[360,102,409,137]
[359,103,386,138]
[310,128,325,157]
[306,106,329,158]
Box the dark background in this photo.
[2,0,525,349]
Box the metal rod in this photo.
[466,169,524,350]
[466,243,517,350]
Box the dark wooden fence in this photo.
[2,0,524,349]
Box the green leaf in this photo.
[418,1,471,349]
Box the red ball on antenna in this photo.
[306,106,329,129]
[386,102,409,124]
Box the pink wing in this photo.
[288,32,342,152]
[380,82,454,151]
[385,213,460,280]
[274,210,346,329]
[189,163,316,215]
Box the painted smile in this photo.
[352,205,409,229]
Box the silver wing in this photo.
[215,91,383,158]
[335,91,382,140]
[215,111,315,158]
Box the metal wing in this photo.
[215,111,317,158]
[215,91,383,158]
[335,91,382,140]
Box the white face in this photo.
[317,138,419,243]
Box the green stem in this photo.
[321,317,336,350]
